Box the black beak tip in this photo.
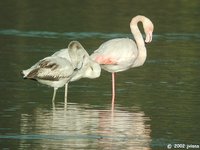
[20,71,26,79]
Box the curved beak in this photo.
[145,31,153,43]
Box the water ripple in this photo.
[0,29,199,41]
[0,29,130,39]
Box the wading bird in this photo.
[91,15,154,106]
[21,41,101,104]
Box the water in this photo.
[0,0,200,149]
[1,103,151,149]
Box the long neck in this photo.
[130,16,147,66]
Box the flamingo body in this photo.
[91,15,154,106]
[22,56,74,88]
[21,41,101,103]
[53,47,101,82]
[91,38,139,72]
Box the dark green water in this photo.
[0,0,200,149]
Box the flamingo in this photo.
[21,41,101,104]
[91,15,154,106]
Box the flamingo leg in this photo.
[64,83,68,105]
[111,72,115,109]
[52,88,58,103]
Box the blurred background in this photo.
[0,0,199,149]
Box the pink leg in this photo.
[111,72,115,109]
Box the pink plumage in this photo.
[91,15,154,107]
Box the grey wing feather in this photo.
[27,57,74,81]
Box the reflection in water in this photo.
[19,103,151,150]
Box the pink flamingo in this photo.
[91,15,154,106]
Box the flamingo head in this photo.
[143,18,154,43]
